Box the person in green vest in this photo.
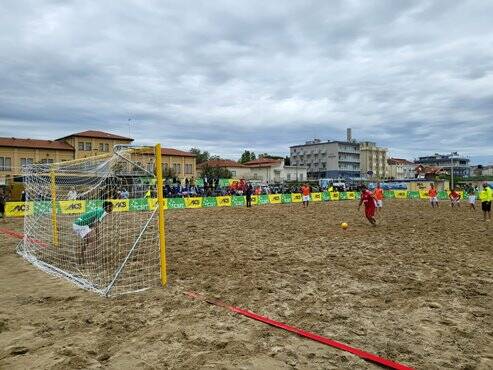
[479,183,492,222]
[72,201,113,264]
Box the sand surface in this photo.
[1,200,492,369]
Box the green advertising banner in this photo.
[339,192,348,200]
[167,198,186,209]
[282,194,292,203]
[384,190,395,199]
[232,196,246,206]
[86,200,103,211]
[34,201,51,215]
[438,191,449,200]
[202,197,217,208]
[195,178,204,187]
[259,195,269,205]
[219,178,230,187]
[408,191,420,199]
[130,198,149,211]
[322,192,330,201]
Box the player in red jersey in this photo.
[358,185,377,226]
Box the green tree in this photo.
[190,148,210,164]
[239,150,256,163]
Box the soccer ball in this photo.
[341,222,349,230]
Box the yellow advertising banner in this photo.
[109,199,129,212]
[216,196,232,207]
[394,191,408,199]
[330,192,340,201]
[185,197,203,209]
[346,192,356,200]
[419,190,429,199]
[59,200,86,214]
[147,198,168,211]
[268,194,282,204]
[291,193,302,203]
[311,192,322,201]
[5,202,34,217]
[250,195,259,205]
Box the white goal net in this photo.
[16,145,164,296]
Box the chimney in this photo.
[346,128,352,142]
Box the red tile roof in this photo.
[415,165,445,174]
[161,148,196,157]
[388,158,414,165]
[0,137,74,151]
[198,159,247,168]
[243,158,282,167]
[56,130,133,141]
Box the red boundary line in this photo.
[185,291,414,370]
[0,227,49,248]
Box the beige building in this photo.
[359,141,387,179]
[386,158,416,179]
[0,130,196,190]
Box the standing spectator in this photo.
[120,188,129,199]
[479,183,492,222]
[67,187,78,200]
[0,189,7,223]
[245,183,253,208]
[21,190,27,202]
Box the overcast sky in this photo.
[1,0,492,164]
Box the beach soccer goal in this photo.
[16,145,167,296]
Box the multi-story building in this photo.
[290,129,360,179]
[359,141,387,179]
[386,158,415,179]
[416,153,470,177]
[471,165,493,177]
[0,130,196,186]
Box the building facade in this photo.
[386,158,415,179]
[290,139,360,180]
[0,130,196,185]
[416,153,470,177]
[359,141,387,179]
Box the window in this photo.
[287,173,291,181]
[105,143,109,152]
[0,157,12,171]
[20,158,34,167]
[173,163,181,174]
[231,170,236,177]
[99,143,104,151]
[84,142,92,151]
[99,143,110,152]
[299,174,303,181]
[184,163,193,174]
[78,142,84,151]
[40,159,54,164]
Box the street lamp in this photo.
[449,152,459,189]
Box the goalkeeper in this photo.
[72,201,113,262]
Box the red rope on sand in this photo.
[185,291,414,370]
[0,227,49,248]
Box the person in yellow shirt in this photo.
[479,183,492,221]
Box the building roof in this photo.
[415,165,446,174]
[198,159,247,169]
[388,158,414,165]
[56,130,134,142]
[243,158,282,167]
[161,148,196,157]
[0,137,74,151]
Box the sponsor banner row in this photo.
[3,190,469,217]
